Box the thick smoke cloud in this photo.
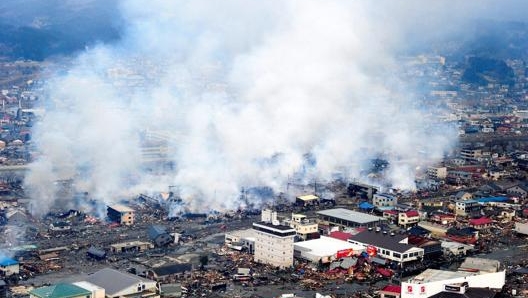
[26,0,524,215]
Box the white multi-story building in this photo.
[253,210,296,269]
[373,193,397,208]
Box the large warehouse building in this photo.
[317,208,385,228]
[294,236,365,263]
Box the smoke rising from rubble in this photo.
[25,0,525,215]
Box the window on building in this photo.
[393,252,401,258]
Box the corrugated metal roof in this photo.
[86,268,153,296]
[317,208,384,224]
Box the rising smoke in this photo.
[25,0,525,215]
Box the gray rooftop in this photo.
[317,208,384,224]
[86,268,153,296]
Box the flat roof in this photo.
[226,228,256,239]
[294,236,364,257]
[317,208,384,224]
[408,269,475,284]
[108,204,134,213]
[253,221,296,231]
[296,194,319,201]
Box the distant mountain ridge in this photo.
[0,0,122,61]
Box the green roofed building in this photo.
[29,283,91,298]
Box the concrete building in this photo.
[30,283,92,298]
[348,230,424,267]
[427,166,447,180]
[85,268,158,298]
[373,193,398,208]
[107,204,134,225]
[253,210,296,269]
[317,208,385,229]
[454,200,481,217]
[401,268,505,298]
[295,194,319,207]
[284,213,319,240]
[348,182,379,200]
[224,229,255,253]
[460,149,483,161]
[72,282,105,298]
[293,236,365,263]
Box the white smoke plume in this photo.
[26,0,524,215]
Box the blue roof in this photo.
[476,196,509,203]
[0,256,18,266]
[358,202,374,209]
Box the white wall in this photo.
[401,271,505,298]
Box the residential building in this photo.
[429,213,456,225]
[284,213,319,240]
[440,241,474,257]
[253,210,296,269]
[398,211,420,227]
[454,200,481,217]
[317,208,386,229]
[107,204,134,225]
[445,227,479,245]
[148,225,173,247]
[146,263,193,282]
[373,193,398,208]
[85,268,158,298]
[468,217,493,229]
[427,166,447,180]
[348,230,424,267]
[383,210,398,223]
[460,149,483,161]
[506,184,528,198]
[29,283,92,298]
